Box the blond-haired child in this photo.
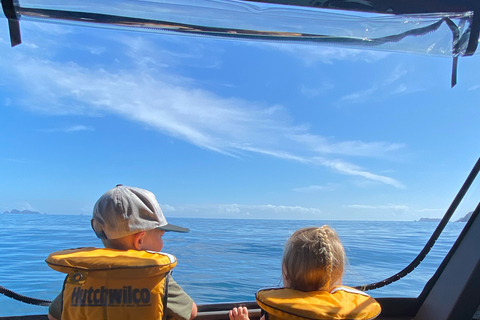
[230,226,380,320]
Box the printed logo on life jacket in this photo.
[71,286,151,307]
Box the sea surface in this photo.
[0,214,465,316]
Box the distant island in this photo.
[3,209,42,214]
[456,211,473,222]
[417,218,441,222]
[417,211,473,222]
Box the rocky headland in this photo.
[417,211,473,222]
[3,209,42,214]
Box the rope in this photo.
[0,285,51,306]
[355,157,480,291]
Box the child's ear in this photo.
[282,273,291,287]
[133,231,147,250]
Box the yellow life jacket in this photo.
[256,286,381,320]
[46,247,177,320]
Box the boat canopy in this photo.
[1,0,478,58]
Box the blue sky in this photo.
[1,11,479,221]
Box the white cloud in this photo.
[42,125,94,133]
[2,158,30,163]
[338,65,411,103]
[292,184,337,192]
[468,83,480,91]
[340,85,378,103]
[319,158,404,188]
[391,84,408,94]
[290,134,405,157]
[300,82,335,97]
[67,125,93,132]
[261,42,389,65]
[160,204,177,212]
[25,22,75,36]
[345,204,409,210]
[164,203,323,219]
[414,208,444,213]
[3,32,405,188]
[342,205,448,220]
[385,65,408,85]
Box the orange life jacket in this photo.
[46,247,176,320]
[256,285,381,320]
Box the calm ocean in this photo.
[0,214,465,316]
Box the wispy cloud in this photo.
[385,65,408,85]
[41,125,94,133]
[345,204,409,210]
[468,83,480,91]
[319,159,405,188]
[338,65,412,103]
[261,42,389,65]
[290,133,405,158]
[230,147,402,188]
[25,22,75,36]
[161,203,323,219]
[339,85,379,103]
[343,204,447,220]
[414,208,445,213]
[2,158,30,163]
[292,184,337,192]
[2,30,404,188]
[299,82,335,97]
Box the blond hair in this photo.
[282,226,345,292]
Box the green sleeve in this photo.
[166,274,194,320]
[48,292,63,320]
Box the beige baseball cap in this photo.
[91,184,189,239]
